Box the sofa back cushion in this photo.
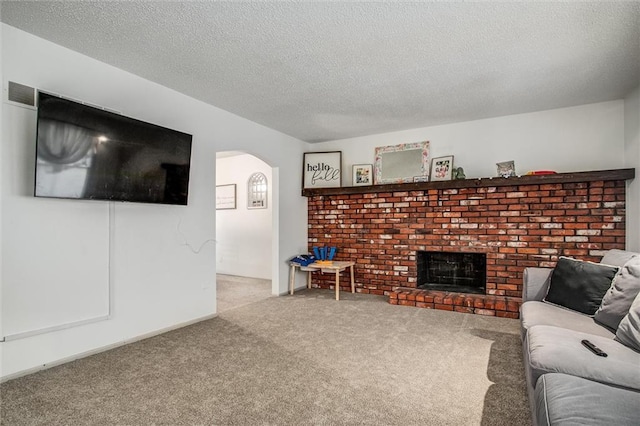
[600,249,639,267]
[594,256,640,330]
[544,257,619,315]
[616,292,640,352]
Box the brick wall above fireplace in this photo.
[306,170,633,318]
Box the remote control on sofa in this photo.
[581,339,608,357]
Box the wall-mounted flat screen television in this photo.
[35,92,193,205]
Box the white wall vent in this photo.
[8,81,36,107]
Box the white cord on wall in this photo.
[108,201,115,318]
[176,214,216,254]
[1,203,114,342]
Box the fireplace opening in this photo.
[417,251,486,294]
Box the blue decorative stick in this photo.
[328,247,336,260]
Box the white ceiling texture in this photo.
[1,1,639,143]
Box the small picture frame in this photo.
[352,164,373,186]
[216,184,236,210]
[430,155,454,181]
[302,151,342,189]
[496,160,516,178]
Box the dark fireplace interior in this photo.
[417,251,486,294]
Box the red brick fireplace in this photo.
[305,169,633,318]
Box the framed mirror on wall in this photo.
[374,141,430,184]
[247,172,268,209]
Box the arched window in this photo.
[247,172,267,209]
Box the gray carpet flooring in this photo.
[216,274,272,313]
[0,289,530,425]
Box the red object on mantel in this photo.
[525,170,557,175]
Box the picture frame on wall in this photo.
[216,184,236,210]
[430,155,454,181]
[352,164,373,186]
[302,151,342,189]
[496,160,516,178]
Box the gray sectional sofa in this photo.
[520,249,640,426]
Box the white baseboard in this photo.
[2,315,111,342]
[0,313,217,383]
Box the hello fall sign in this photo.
[302,151,342,189]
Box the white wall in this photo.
[0,21,4,373]
[216,154,272,280]
[624,86,640,251]
[0,25,308,379]
[315,101,625,183]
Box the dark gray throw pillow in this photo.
[544,257,619,316]
[594,256,640,330]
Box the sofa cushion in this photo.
[535,373,640,426]
[524,325,640,391]
[615,291,640,352]
[600,249,639,267]
[520,301,615,340]
[594,256,640,331]
[523,267,553,302]
[544,257,619,315]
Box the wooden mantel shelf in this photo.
[302,168,635,197]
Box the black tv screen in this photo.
[35,92,192,205]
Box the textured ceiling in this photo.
[2,1,639,143]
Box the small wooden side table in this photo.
[289,261,356,300]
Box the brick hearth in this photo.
[307,177,628,318]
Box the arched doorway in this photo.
[215,151,278,312]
